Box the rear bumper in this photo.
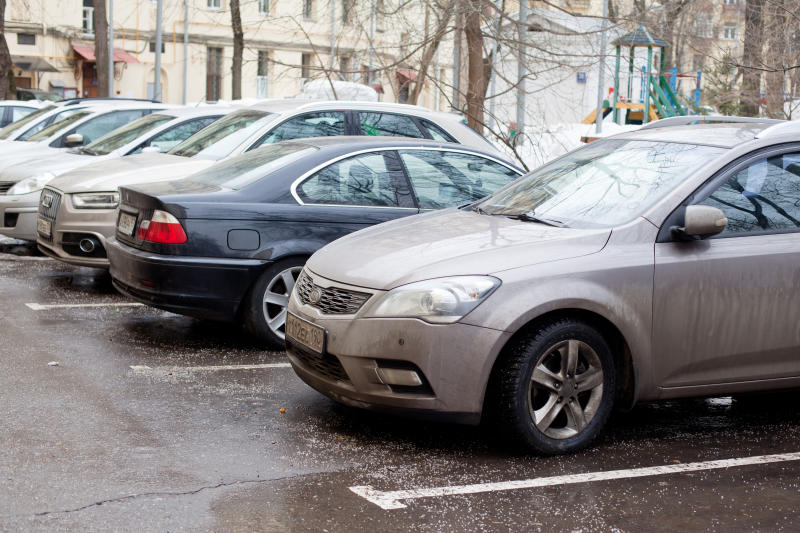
[40,201,117,268]
[0,192,39,241]
[107,237,269,321]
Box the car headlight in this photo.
[365,276,501,323]
[71,192,120,209]
[6,173,55,195]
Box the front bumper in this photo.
[0,191,39,241]
[107,237,269,322]
[286,271,510,423]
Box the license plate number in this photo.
[37,217,51,238]
[117,212,136,236]
[286,312,325,353]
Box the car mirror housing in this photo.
[671,205,728,240]
[64,133,84,147]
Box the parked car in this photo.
[285,116,800,455]
[16,88,61,102]
[33,99,504,270]
[2,107,230,243]
[105,137,522,348]
[0,100,40,127]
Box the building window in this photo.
[207,0,221,9]
[257,51,270,98]
[723,24,737,40]
[206,47,223,101]
[692,54,706,71]
[82,0,94,35]
[258,0,270,15]
[723,0,737,5]
[301,52,312,81]
[303,0,314,20]
[149,41,165,53]
[17,33,35,45]
[692,16,713,38]
[342,0,355,24]
[339,55,352,81]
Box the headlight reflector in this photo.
[72,192,120,209]
[365,276,500,323]
[6,172,55,195]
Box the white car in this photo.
[0,106,233,242]
[0,100,41,128]
[37,99,508,268]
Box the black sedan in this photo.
[107,137,523,348]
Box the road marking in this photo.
[350,451,800,509]
[26,302,144,311]
[130,363,292,373]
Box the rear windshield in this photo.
[0,104,55,139]
[169,110,274,158]
[25,110,91,142]
[82,113,173,155]
[188,143,318,190]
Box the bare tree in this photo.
[93,0,110,97]
[408,0,455,105]
[0,0,13,99]
[740,0,764,116]
[230,0,243,99]
[464,0,486,132]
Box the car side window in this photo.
[297,152,411,207]
[130,116,218,154]
[359,112,425,138]
[420,120,456,142]
[11,106,34,122]
[259,112,345,144]
[699,152,800,235]
[399,149,519,209]
[70,110,144,145]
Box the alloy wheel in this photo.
[261,266,303,340]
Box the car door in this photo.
[293,150,417,240]
[653,146,800,389]
[397,149,521,210]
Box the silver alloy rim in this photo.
[262,266,303,340]
[527,339,604,440]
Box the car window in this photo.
[16,108,85,140]
[170,110,272,158]
[0,104,55,139]
[259,112,345,144]
[359,112,425,138]
[26,111,92,142]
[67,109,145,146]
[297,152,410,207]
[84,113,174,155]
[11,106,35,122]
[699,153,800,235]
[129,116,218,155]
[420,119,457,142]
[399,150,519,209]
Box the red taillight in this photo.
[137,209,187,244]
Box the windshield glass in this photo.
[478,139,726,228]
[82,113,173,155]
[0,104,55,139]
[169,110,273,158]
[188,143,317,190]
[25,110,91,142]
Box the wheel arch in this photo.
[235,253,311,321]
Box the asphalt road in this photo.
[1,253,799,532]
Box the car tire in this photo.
[487,318,616,455]
[244,257,306,350]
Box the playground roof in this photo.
[612,25,670,48]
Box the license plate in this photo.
[117,212,136,236]
[37,217,51,238]
[286,312,325,353]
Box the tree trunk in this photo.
[464,0,486,133]
[407,1,454,105]
[0,0,13,99]
[230,0,244,100]
[93,0,110,97]
[764,0,787,118]
[740,0,764,116]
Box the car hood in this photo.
[0,146,68,180]
[0,151,101,182]
[306,208,612,290]
[47,153,214,193]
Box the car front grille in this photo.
[296,270,371,315]
[0,181,14,194]
[38,188,61,221]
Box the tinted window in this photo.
[699,153,800,235]
[298,152,409,207]
[0,104,55,139]
[170,110,271,158]
[68,109,145,145]
[259,112,345,144]
[17,108,84,140]
[26,111,92,142]
[11,106,35,122]
[400,150,519,209]
[85,113,173,155]
[129,116,218,154]
[420,119,456,142]
[359,112,424,138]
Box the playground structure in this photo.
[583,25,703,125]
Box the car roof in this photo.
[274,135,510,158]
[0,100,41,107]
[610,123,776,148]
[246,99,452,117]
[153,106,237,119]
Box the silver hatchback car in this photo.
[286,117,800,454]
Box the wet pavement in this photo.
[1,253,799,531]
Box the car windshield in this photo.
[477,139,726,228]
[169,110,274,159]
[80,113,173,155]
[25,110,92,142]
[188,143,318,190]
[0,104,55,139]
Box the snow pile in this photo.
[298,80,379,102]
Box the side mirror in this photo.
[64,133,84,147]
[671,205,728,240]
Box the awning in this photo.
[396,68,418,81]
[72,44,139,63]
[11,55,59,72]
[371,83,384,94]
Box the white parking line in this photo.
[130,363,292,373]
[26,302,144,311]
[350,451,800,509]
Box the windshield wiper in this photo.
[507,212,567,227]
[79,147,99,156]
